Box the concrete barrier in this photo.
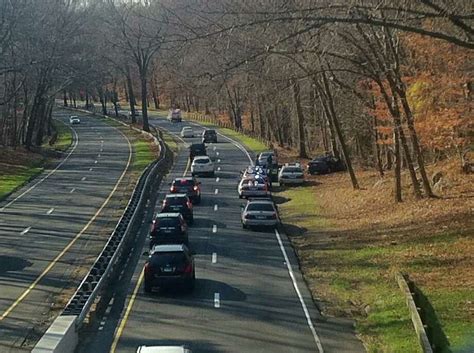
[32,316,78,353]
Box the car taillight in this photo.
[187,201,193,209]
[184,263,193,273]
[162,200,168,207]
[150,220,156,232]
[170,186,177,192]
[263,184,268,191]
[193,186,199,191]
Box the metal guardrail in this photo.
[60,107,167,327]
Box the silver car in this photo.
[278,163,304,186]
[238,176,270,198]
[241,199,279,229]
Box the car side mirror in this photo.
[142,251,150,256]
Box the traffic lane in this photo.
[112,119,319,353]
[0,110,132,351]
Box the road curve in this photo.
[0,110,133,352]
[77,113,364,353]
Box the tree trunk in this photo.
[321,73,359,189]
[63,91,68,107]
[373,116,384,177]
[394,128,402,202]
[291,79,309,158]
[151,76,160,109]
[126,67,137,124]
[140,72,150,132]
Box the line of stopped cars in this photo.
[143,127,219,296]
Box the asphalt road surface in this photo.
[0,110,133,352]
[78,113,365,353]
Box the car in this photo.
[189,143,207,160]
[241,199,280,229]
[137,346,192,353]
[169,177,201,203]
[202,129,217,143]
[241,166,271,187]
[143,244,195,293]
[149,213,188,248]
[238,176,270,198]
[168,109,182,122]
[278,163,305,186]
[69,115,80,124]
[191,156,215,177]
[256,151,279,181]
[307,155,346,175]
[180,126,194,138]
[161,194,193,224]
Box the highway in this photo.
[0,110,133,352]
[78,113,364,353]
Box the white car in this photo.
[278,163,304,186]
[180,127,194,138]
[69,115,80,124]
[191,156,214,177]
[238,176,270,198]
[168,109,182,122]
[241,199,280,229]
[137,346,192,353]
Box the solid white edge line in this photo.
[0,125,79,212]
[214,292,220,308]
[215,131,253,165]
[274,229,324,353]
[212,252,217,264]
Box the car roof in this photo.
[150,244,187,254]
[204,129,216,132]
[190,143,205,147]
[173,177,194,181]
[182,126,192,129]
[165,193,188,198]
[137,346,190,353]
[247,198,274,205]
[156,212,181,218]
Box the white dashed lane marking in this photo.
[46,208,54,215]
[216,177,220,182]
[212,225,217,233]
[214,293,220,308]
[81,177,86,181]
[214,189,218,194]
[212,252,217,264]
[70,188,75,193]
[20,227,31,235]
[214,204,218,211]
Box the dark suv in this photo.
[144,244,195,293]
[149,213,188,248]
[169,177,201,204]
[161,194,194,224]
[307,155,345,175]
[189,143,207,160]
[202,129,217,143]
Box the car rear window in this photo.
[173,179,192,186]
[150,252,186,266]
[247,203,275,212]
[194,158,210,164]
[283,167,302,173]
[205,130,216,135]
[156,218,180,227]
[166,197,187,205]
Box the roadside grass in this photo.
[219,128,268,154]
[1,119,73,201]
[276,164,474,352]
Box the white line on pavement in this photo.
[94,160,98,164]
[217,167,221,171]
[98,154,101,158]
[70,188,75,193]
[214,293,220,308]
[20,227,31,235]
[212,252,217,264]
[89,168,93,171]
[216,177,220,182]
[216,151,219,156]
[214,204,218,211]
[212,224,217,233]
[213,146,216,151]
[46,208,54,215]
[217,159,221,163]
[274,229,324,352]
[214,188,218,194]
[81,177,86,181]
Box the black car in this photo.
[169,177,201,204]
[189,143,207,160]
[149,213,188,248]
[144,244,195,293]
[161,194,194,224]
[202,129,217,143]
[307,155,345,175]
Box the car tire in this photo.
[144,281,152,293]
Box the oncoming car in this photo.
[202,129,217,143]
[241,198,280,229]
[69,115,80,124]
[168,109,182,122]
[180,127,194,138]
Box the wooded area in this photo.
[0,0,472,201]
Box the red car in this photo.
[169,177,201,204]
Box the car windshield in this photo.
[194,158,210,164]
[166,197,187,205]
[156,218,180,227]
[247,203,275,212]
[283,167,302,173]
[150,252,186,266]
